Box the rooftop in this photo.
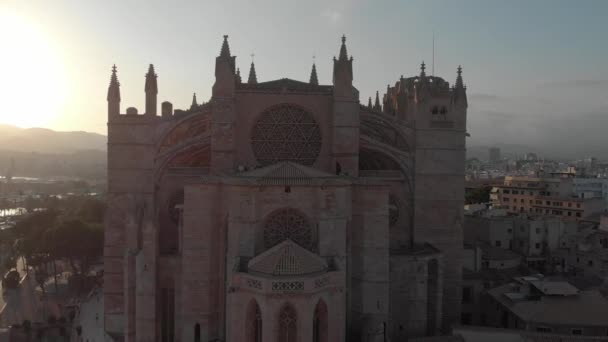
[247,239,328,277]
[489,282,608,327]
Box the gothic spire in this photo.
[190,92,198,110]
[236,68,242,84]
[373,91,382,111]
[455,65,464,89]
[248,62,257,84]
[145,64,158,94]
[107,64,120,102]
[367,96,372,109]
[339,34,348,61]
[220,35,231,58]
[309,62,318,86]
[420,61,427,78]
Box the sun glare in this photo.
[0,11,68,129]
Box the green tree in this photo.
[465,186,492,204]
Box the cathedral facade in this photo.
[104,35,468,342]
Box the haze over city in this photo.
[1,0,607,157]
[3,2,608,342]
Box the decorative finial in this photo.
[107,64,121,102]
[236,68,242,84]
[338,35,348,60]
[309,61,319,86]
[420,61,427,77]
[190,92,198,110]
[145,63,158,94]
[373,91,382,111]
[455,65,465,89]
[248,59,258,84]
[220,35,231,58]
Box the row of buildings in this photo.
[458,168,608,339]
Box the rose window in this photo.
[263,208,314,250]
[251,104,322,166]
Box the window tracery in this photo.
[251,104,321,166]
[263,208,314,251]
[278,304,297,342]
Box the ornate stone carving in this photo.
[272,281,304,292]
[251,104,321,166]
[246,278,262,290]
[263,208,314,251]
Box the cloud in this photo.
[321,9,342,24]
[543,79,608,88]
[468,93,504,102]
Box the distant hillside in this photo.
[0,126,106,179]
[0,126,106,153]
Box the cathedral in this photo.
[104,35,468,342]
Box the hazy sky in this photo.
[1,0,607,150]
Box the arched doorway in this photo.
[246,299,262,342]
[194,323,200,342]
[278,303,297,342]
[313,299,328,342]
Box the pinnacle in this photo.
[338,35,348,61]
[190,92,198,110]
[248,62,258,84]
[220,35,231,58]
[309,63,318,86]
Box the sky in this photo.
[0,0,607,154]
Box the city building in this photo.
[553,214,608,278]
[104,36,468,342]
[483,276,608,336]
[464,208,576,270]
[488,148,501,164]
[490,175,605,220]
[411,325,608,342]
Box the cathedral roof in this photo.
[237,161,342,185]
[237,78,333,93]
[247,239,328,277]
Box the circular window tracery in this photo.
[263,208,314,250]
[251,104,322,166]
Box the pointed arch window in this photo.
[278,304,297,342]
[246,300,262,342]
[313,300,328,342]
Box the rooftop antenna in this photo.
[432,31,435,76]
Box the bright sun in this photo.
[0,11,68,129]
